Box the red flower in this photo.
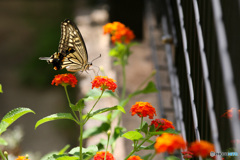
[93,151,115,160]
[221,108,240,119]
[181,151,193,159]
[15,156,30,160]
[154,133,186,154]
[150,118,175,131]
[51,73,77,87]
[103,22,135,44]
[189,140,215,158]
[91,76,117,92]
[130,102,156,119]
[127,155,143,160]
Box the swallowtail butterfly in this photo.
[39,19,100,72]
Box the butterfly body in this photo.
[40,19,95,72]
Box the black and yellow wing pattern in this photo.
[40,19,93,72]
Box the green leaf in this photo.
[166,156,181,160]
[90,114,108,122]
[54,154,78,160]
[140,121,149,135]
[0,107,35,135]
[75,98,85,110]
[122,131,143,141]
[88,105,125,118]
[138,142,155,150]
[131,81,157,97]
[83,122,110,139]
[149,128,179,136]
[85,88,112,101]
[58,144,70,154]
[0,137,8,146]
[35,113,77,129]
[141,153,152,160]
[40,152,58,160]
[0,84,2,93]
[69,145,98,159]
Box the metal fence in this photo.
[147,0,240,159]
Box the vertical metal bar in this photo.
[192,0,222,159]
[146,0,166,119]
[175,0,201,141]
[211,0,240,153]
[164,0,187,142]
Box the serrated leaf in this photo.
[0,84,2,93]
[35,113,77,129]
[0,107,35,135]
[122,131,143,141]
[0,137,8,146]
[83,123,110,139]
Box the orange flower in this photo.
[150,118,175,131]
[127,155,143,160]
[221,108,240,119]
[93,151,115,160]
[15,156,30,160]
[189,140,215,158]
[130,102,156,119]
[181,151,193,159]
[154,133,186,154]
[91,76,117,92]
[103,21,135,44]
[51,73,77,87]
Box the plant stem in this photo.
[121,62,126,100]
[64,86,79,122]
[124,136,152,160]
[136,70,156,91]
[83,90,104,124]
[140,116,143,128]
[148,152,156,160]
[79,108,83,160]
[0,150,6,160]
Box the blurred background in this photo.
[1,0,240,160]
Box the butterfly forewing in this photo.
[39,19,99,72]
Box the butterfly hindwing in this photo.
[40,19,97,72]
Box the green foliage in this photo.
[0,107,35,135]
[35,113,77,129]
[166,156,181,160]
[69,145,98,159]
[83,123,110,139]
[0,84,2,93]
[149,128,179,136]
[122,131,143,141]
[0,137,8,146]
[85,88,113,101]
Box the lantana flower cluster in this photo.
[103,21,135,44]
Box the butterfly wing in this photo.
[59,19,89,72]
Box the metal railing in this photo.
[147,0,240,159]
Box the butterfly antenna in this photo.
[91,54,101,63]
[91,65,100,76]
